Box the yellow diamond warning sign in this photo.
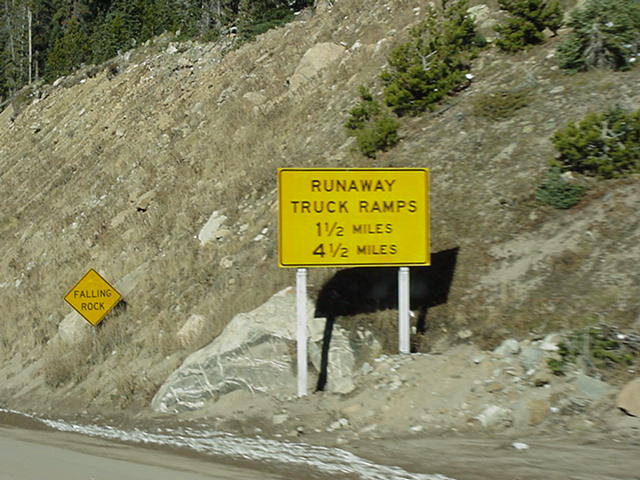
[64,269,122,326]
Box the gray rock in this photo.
[573,373,613,401]
[473,355,485,364]
[57,311,92,344]
[328,418,349,431]
[467,4,490,22]
[485,381,505,393]
[243,91,267,106]
[457,329,472,340]
[289,43,345,90]
[617,377,640,416]
[198,210,228,246]
[115,262,147,297]
[316,326,356,393]
[475,405,512,428]
[272,413,289,425]
[176,314,206,348]
[540,333,563,351]
[519,344,544,369]
[308,323,381,394]
[468,4,498,30]
[219,256,233,269]
[360,362,373,375]
[530,367,553,387]
[494,339,521,356]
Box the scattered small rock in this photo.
[457,329,472,340]
[475,405,512,429]
[198,210,227,246]
[485,381,505,393]
[531,368,552,387]
[361,362,373,375]
[519,344,545,369]
[540,333,563,351]
[273,413,289,425]
[494,339,521,356]
[219,256,233,269]
[328,418,348,431]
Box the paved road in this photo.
[0,425,287,480]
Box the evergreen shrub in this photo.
[495,0,562,52]
[557,0,640,71]
[345,86,400,158]
[548,324,638,376]
[552,107,640,178]
[536,167,586,208]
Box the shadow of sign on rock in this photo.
[313,247,459,391]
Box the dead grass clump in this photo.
[113,370,157,408]
[145,310,182,358]
[43,338,92,388]
[472,87,535,120]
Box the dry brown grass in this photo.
[43,338,92,387]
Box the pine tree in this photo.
[45,16,89,80]
[495,0,563,52]
[380,0,483,116]
[1,0,34,95]
[236,0,310,41]
[557,0,640,71]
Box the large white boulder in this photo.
[152,287,380,413]
[289,43,345,90]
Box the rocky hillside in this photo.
[0,0,639,418]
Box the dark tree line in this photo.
[0,0,313,102]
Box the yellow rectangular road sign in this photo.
[64,269,122,326]
[278,168,430,267]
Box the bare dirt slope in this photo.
[0,0,639,433]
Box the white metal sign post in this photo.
[398,267,410,354]
[296,268,308,397]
